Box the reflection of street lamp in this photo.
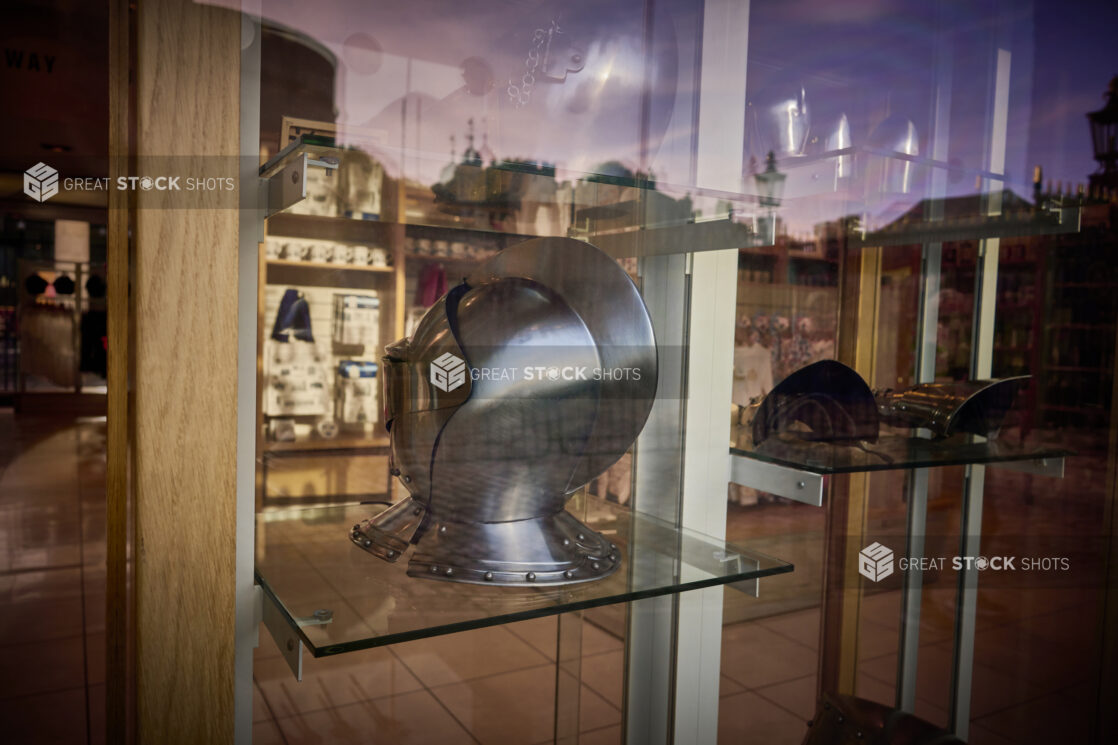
[1087,77,1118,191]
[754,150,786,244]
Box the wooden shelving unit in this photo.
[264,435,390,453]
[265,258,394,273]
[255,165,519,507]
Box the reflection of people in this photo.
[732,320,773,424]
[592,451,632,505]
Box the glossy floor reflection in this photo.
[0,411,107,745]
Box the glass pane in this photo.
[256,496,790,655]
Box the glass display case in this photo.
[235,2,1118,744]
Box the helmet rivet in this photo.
[526,572,536,581]
[386,550,396,559]
[592,562,601,571]
[439,525,448,534]
[413,507,422,516]
[564,570,574,579]
[403,474,412,483]
[430,565,439,573]
[484,572,494,581]
[445,568,453,576]
[562,538,570,546]
[363,539,372,548]
[577,534,585,541]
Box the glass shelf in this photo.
[730,423,1072,475]
[256,497,792,658]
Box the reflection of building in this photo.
[869,183,1118,446]
[430,118,561,234]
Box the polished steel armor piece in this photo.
[751,360,879,445]
[750,360,1028,445]
[876,377,1030,438]
[352,237,657,585]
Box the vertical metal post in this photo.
[896,34,952,711]
[624,1,748,742]
[949,47,1010,740]
[674,246,738,745]
[626,252,688,745]
[896,245,940,712]
[673,1,748,741]
[235,8,264,744]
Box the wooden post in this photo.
[122,1,241,742]
[106,0,134,740]
[819,241,882,696]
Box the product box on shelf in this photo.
[333,293,380,351]
[336,360,379,427]
[264,342,332,417]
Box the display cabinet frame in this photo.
[232,6,1092,745]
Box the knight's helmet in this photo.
[351,237,658,585]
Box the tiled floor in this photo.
[0,411,1108,744]
[0,412,106,745]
